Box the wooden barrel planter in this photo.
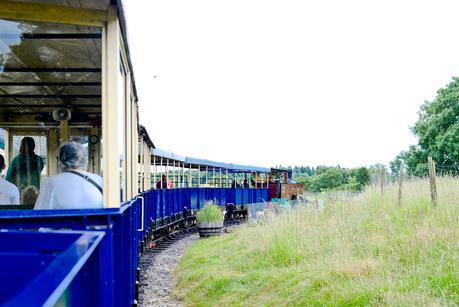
[197,221,223,238]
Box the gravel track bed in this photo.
[138,231,199,307]
[138,222,242,306]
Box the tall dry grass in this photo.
[175,178,459,306]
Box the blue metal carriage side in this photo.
[0,230,105,307]
[0,186,269,306]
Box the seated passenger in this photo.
[156,174,173,189]
[231,180,239,188]
[34,142,103,210]
[21,186,39,207]
[0,154,20,205]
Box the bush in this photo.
[196,202,223,223]
[295,166,371,192]
[310,168,348,192]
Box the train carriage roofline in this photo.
[112,0,139,100]
[139,124,155,149]
[151,148,270,173]
[270,167,293,174]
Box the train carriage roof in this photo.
[151,148,270,173]
[0,0,138,128]
[139,125,155,149]
[10,0,110,10]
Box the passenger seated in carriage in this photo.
[0,154,20,205]
[21,186,39,207]
[155,174,173,189]
[34,142,103,210]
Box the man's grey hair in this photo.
[58,142,88,171]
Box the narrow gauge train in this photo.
[0,1,302,306]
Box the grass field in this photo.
[174,178,459,306]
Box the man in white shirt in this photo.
[34,142,103,210]
[0,154,20,205]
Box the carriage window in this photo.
[70,128,101,175]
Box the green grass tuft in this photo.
[196,201,223,223]
[174,177,459,306]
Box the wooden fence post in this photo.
[398,164,404,206]
[428,157,437,207]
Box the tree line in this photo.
[291,166,371,192]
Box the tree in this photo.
[412,77,459,168]
[309,168,348,192]
[293,174,312,191]
[390,146,426,177]
[293,165,371,192]
[390,158,401,177]
[391,77,459,176]
[354,167,370,190]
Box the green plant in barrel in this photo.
[197,201,223,222]
[196,201,224,238]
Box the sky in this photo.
[123,0,459,168]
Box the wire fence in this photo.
[246,190,361,221]
[434,165,459,176]
[247,157,450,220]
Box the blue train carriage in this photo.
[148,148,271,222]
[0,1,270,306]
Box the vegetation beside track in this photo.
[174,178,459,306]
[196,202,223,223]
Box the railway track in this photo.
[138,218,246,306]
[147,227,198,253]
[141,218,245,254]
